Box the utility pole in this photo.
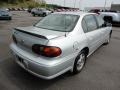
[64,0,66,7]
[104,0,107,11]
[74,0,76,8]
[79,0,83,11]
[110,1,113,10]
[51,0,54,9]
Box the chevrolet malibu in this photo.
[10,12,112,80]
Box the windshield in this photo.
[0,10,8,14]
[35,14,79,32]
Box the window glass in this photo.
[84,15,97,32]
[35,14,79,32]
[82,19,88,33]
[95,15,105,28]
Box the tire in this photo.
[32,13,35,17]
[38,14,41,17]
[43,13,46,17]
[8,17,12,20]
[73,51,86,74]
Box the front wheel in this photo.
[73,51,86,74]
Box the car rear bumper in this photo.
[10,43,74,80]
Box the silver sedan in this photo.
[10,12,112,80]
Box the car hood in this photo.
[15,26,66,40]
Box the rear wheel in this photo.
[38,14,41,17]
[32,13,35,17]
[73,51,86,74]
[8,17,12,20]
[43,13,46,17]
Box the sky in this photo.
[45,0,120,9]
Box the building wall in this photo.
[111,4,120,11]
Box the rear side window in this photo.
[83,15,98,32]
[82,19,88,33]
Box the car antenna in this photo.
[74,0,76,9]
[64,0,67,37]
[79,0,82,11]
[104,0,107,11]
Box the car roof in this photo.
[53,11,95,16]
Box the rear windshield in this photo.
[35,14,79,32]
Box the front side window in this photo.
[35,14,79,32]
[95,15,105,28]
[84,15,98,32]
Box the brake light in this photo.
[32,44,62,57]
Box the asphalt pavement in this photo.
[0,11,120,90]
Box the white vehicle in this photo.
[31,8,51,17]
[100,11,120,24]
[10,12,112,80]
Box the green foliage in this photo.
[1,0,33,4]
[0,0,46,8]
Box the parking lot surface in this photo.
[0,11,120,90]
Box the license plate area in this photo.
[15,55,28,68]
[17,56,23,63]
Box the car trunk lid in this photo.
[15,26,66,40]
[13,26,66,53]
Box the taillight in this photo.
[32,44,62,57]
[12,35,17,44]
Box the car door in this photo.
[37,9,42,15]
[82,14,102,53]
[95,15,111,43]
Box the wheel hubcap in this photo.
[76,54,85,71]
